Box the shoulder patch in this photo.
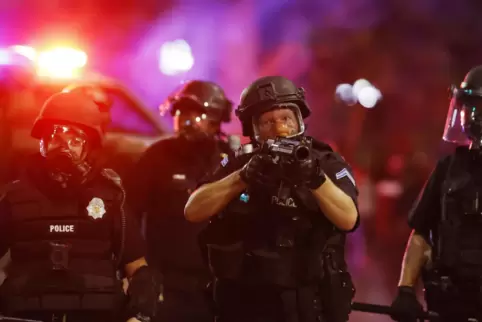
[335,168,356,186]
[221,155,229,167]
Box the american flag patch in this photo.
[335,168,356,186]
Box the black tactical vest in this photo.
[439,149,482,278]
[0,172,123,312]
[204,143,345,288]
[145,137,234,279]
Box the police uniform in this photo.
[0,154,146,322]
[129,136,233,272]
[199,138,359,322]
[391,66,482,322]
[0,90,160,322]
[408,147,482,320]
[127,80,235,322]
[188,76,360,322]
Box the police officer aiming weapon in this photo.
[185,76,360,322]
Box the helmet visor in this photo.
[252,104,305,142]
[40,124,88,162]
[443,89,482,145]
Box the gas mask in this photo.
[173,108,216,142]
[39,124,92,185]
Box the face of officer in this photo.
[461,96,482,142]
[40,124,91,181]
[174,108,220,140]
[254,106,301,142]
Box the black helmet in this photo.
[235,76,311,137]
[31,91,105,146]
[160,80,233,123]
[443,65,482,146]
[62,83,112,111]
[62,83,112,132]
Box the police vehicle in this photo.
[0,45,169,183]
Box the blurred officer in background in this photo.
[126,80,237,322]
[0,91,162,322]
[185,76,359,322]
[390,66,482,322]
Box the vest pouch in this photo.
[207,242,244,279]
[0,273,122,313]
[246,248,296,287]
[422,271,446,314]
[1,292,123,313]
[319,251,355,322]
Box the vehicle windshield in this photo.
[3,82,163,137]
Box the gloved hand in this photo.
[284,156,326,189]
[127,266,164,320]
[239,154,279,188]
[390,286,424,322]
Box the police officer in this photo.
[390,66,482,322]
[126,80,235,322]
[185,76,360,322]
[0,91,162,322]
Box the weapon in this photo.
[352,302,438,320]
[262,136,313,200]
[0,316,43,322]
[264,136,312,164]
[351,301,479,322]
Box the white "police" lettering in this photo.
[271,196,298,208]
[49,225,75,233]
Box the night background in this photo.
[2,0,482,320]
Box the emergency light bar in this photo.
[0,45,87,79]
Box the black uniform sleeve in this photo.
[407,158,448,239]
[125,144,167,220]
[0,197,11,257]
[113,204,147,267]
[321,152,360,231]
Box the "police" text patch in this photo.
[50,225,75,233]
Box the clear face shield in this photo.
[252,104,305,142]
[173,107,218,141]
[443,88,482,146]
[40,124,91,182]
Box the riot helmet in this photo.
[235,76,311,141]
[62,83,112,132]
[443,66,482,148]
[160,80,233,140]
[31,91,105,185]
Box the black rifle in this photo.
[351,301,481,321]
[261,136,313,200]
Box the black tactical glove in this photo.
[239,153,279,188]
[284,156,326,189]
[127,266,164,320]
[390,286,424,322]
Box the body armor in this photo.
[438,149,482,276]
[425,148,482,317]
[202,142,355,322]
[144,137,234,285]
[0,174,123,313]
[206,187,332,287]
